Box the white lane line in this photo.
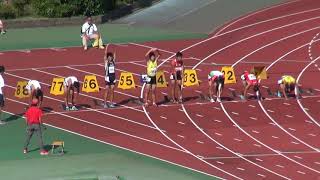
[308,133,316,137]
[255,158,263,162]
[232,112,239,115]
[267,109,275,113]
[197,141,205,144]
[216,161,224,165]
[257,174,266,178]
[160,116,167,120]
[178,121,185,125]
[236,167,245,171]
[283,102,291,106]
[178,109,183,112]
[130,62,147,67]
[314,162,320,165]
[285,115,294,118]
[297,171,306,175]
[276,164,285,168]
[294,155,303,159]
[216,146,224,150]
[213,107,221,110]
[249,104,256,108]
[272,136,279,139]
[268,122,276,126]
[215,133,223,136]
[196,114,204,118]
[288,128,296,131]
[250,117,258,120]
[177,135,185,138]
[252,130,260,134]
[214,119,222,123]
[234,138,243,142]
[305,120,313,124]
[253,144,262,148]
[291,141,300,145]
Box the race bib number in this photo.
[221,66,236,84]
[248,74,256,80]
[15,81,30,98]
[183,69,199,87]
[50,78,65,96]
[118,72,136,90]
[156,71,167,88]
[82,75,99,93]
[108,66,115,74]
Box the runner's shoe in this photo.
[109,103,116,108]
[217,98,221,103]
[71,106,78,111]
[23,149,28,154]
[0,120,6,125]
[210,98,215,103]
[40,150,49,156]
[65,106,70,111]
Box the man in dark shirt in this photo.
[23,98,48,155]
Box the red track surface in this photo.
[2,0,320,179]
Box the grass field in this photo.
[0,24,206,51]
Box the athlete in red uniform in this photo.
[241,71,262,100]
[170,52,184,103]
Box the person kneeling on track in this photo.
[240,71,262,100]
[23,98,48,156]
[26,80,43,107]
[208,70,224,103]
[81,16,104,51]
[144,48,161,107]
[170,52,184,103]
[103,45,117,108]
[277,75,297,100]
[64,76,80,111]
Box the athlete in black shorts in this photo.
[104,45,117,108]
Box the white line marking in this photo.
[215,133,222,136]
[234,138,243,142]
[291,141,300,145]
[285,115,294,118]
[214,119,222,123]
[160,116,167,120]
[276,164,285,168]
[297,171,306,175]
[272,136,279,139]
[288,128,296,131]
[196,114,204,118]
[197,141,204,144]
[177,135,185,138]
[178,121,185,125]
[267,109,275,113]
[216,161,224,165]
[248,104,256,108]
[252,130,260,134]
[257,174,266,178]
[231,112,239,115]
[249,117,258,120]
[236,167,245,171]
[294,155,303,159]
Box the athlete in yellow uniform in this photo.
[144,48,161,107]
[277,75,296,99]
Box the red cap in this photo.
[31,98,38,105]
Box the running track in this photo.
[2,0,320,179]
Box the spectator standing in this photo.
[81,16,104,51]
[0,20,6,35]
[0,66,5,125]
[23,99,49,155]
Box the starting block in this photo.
[51,141,64,155]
